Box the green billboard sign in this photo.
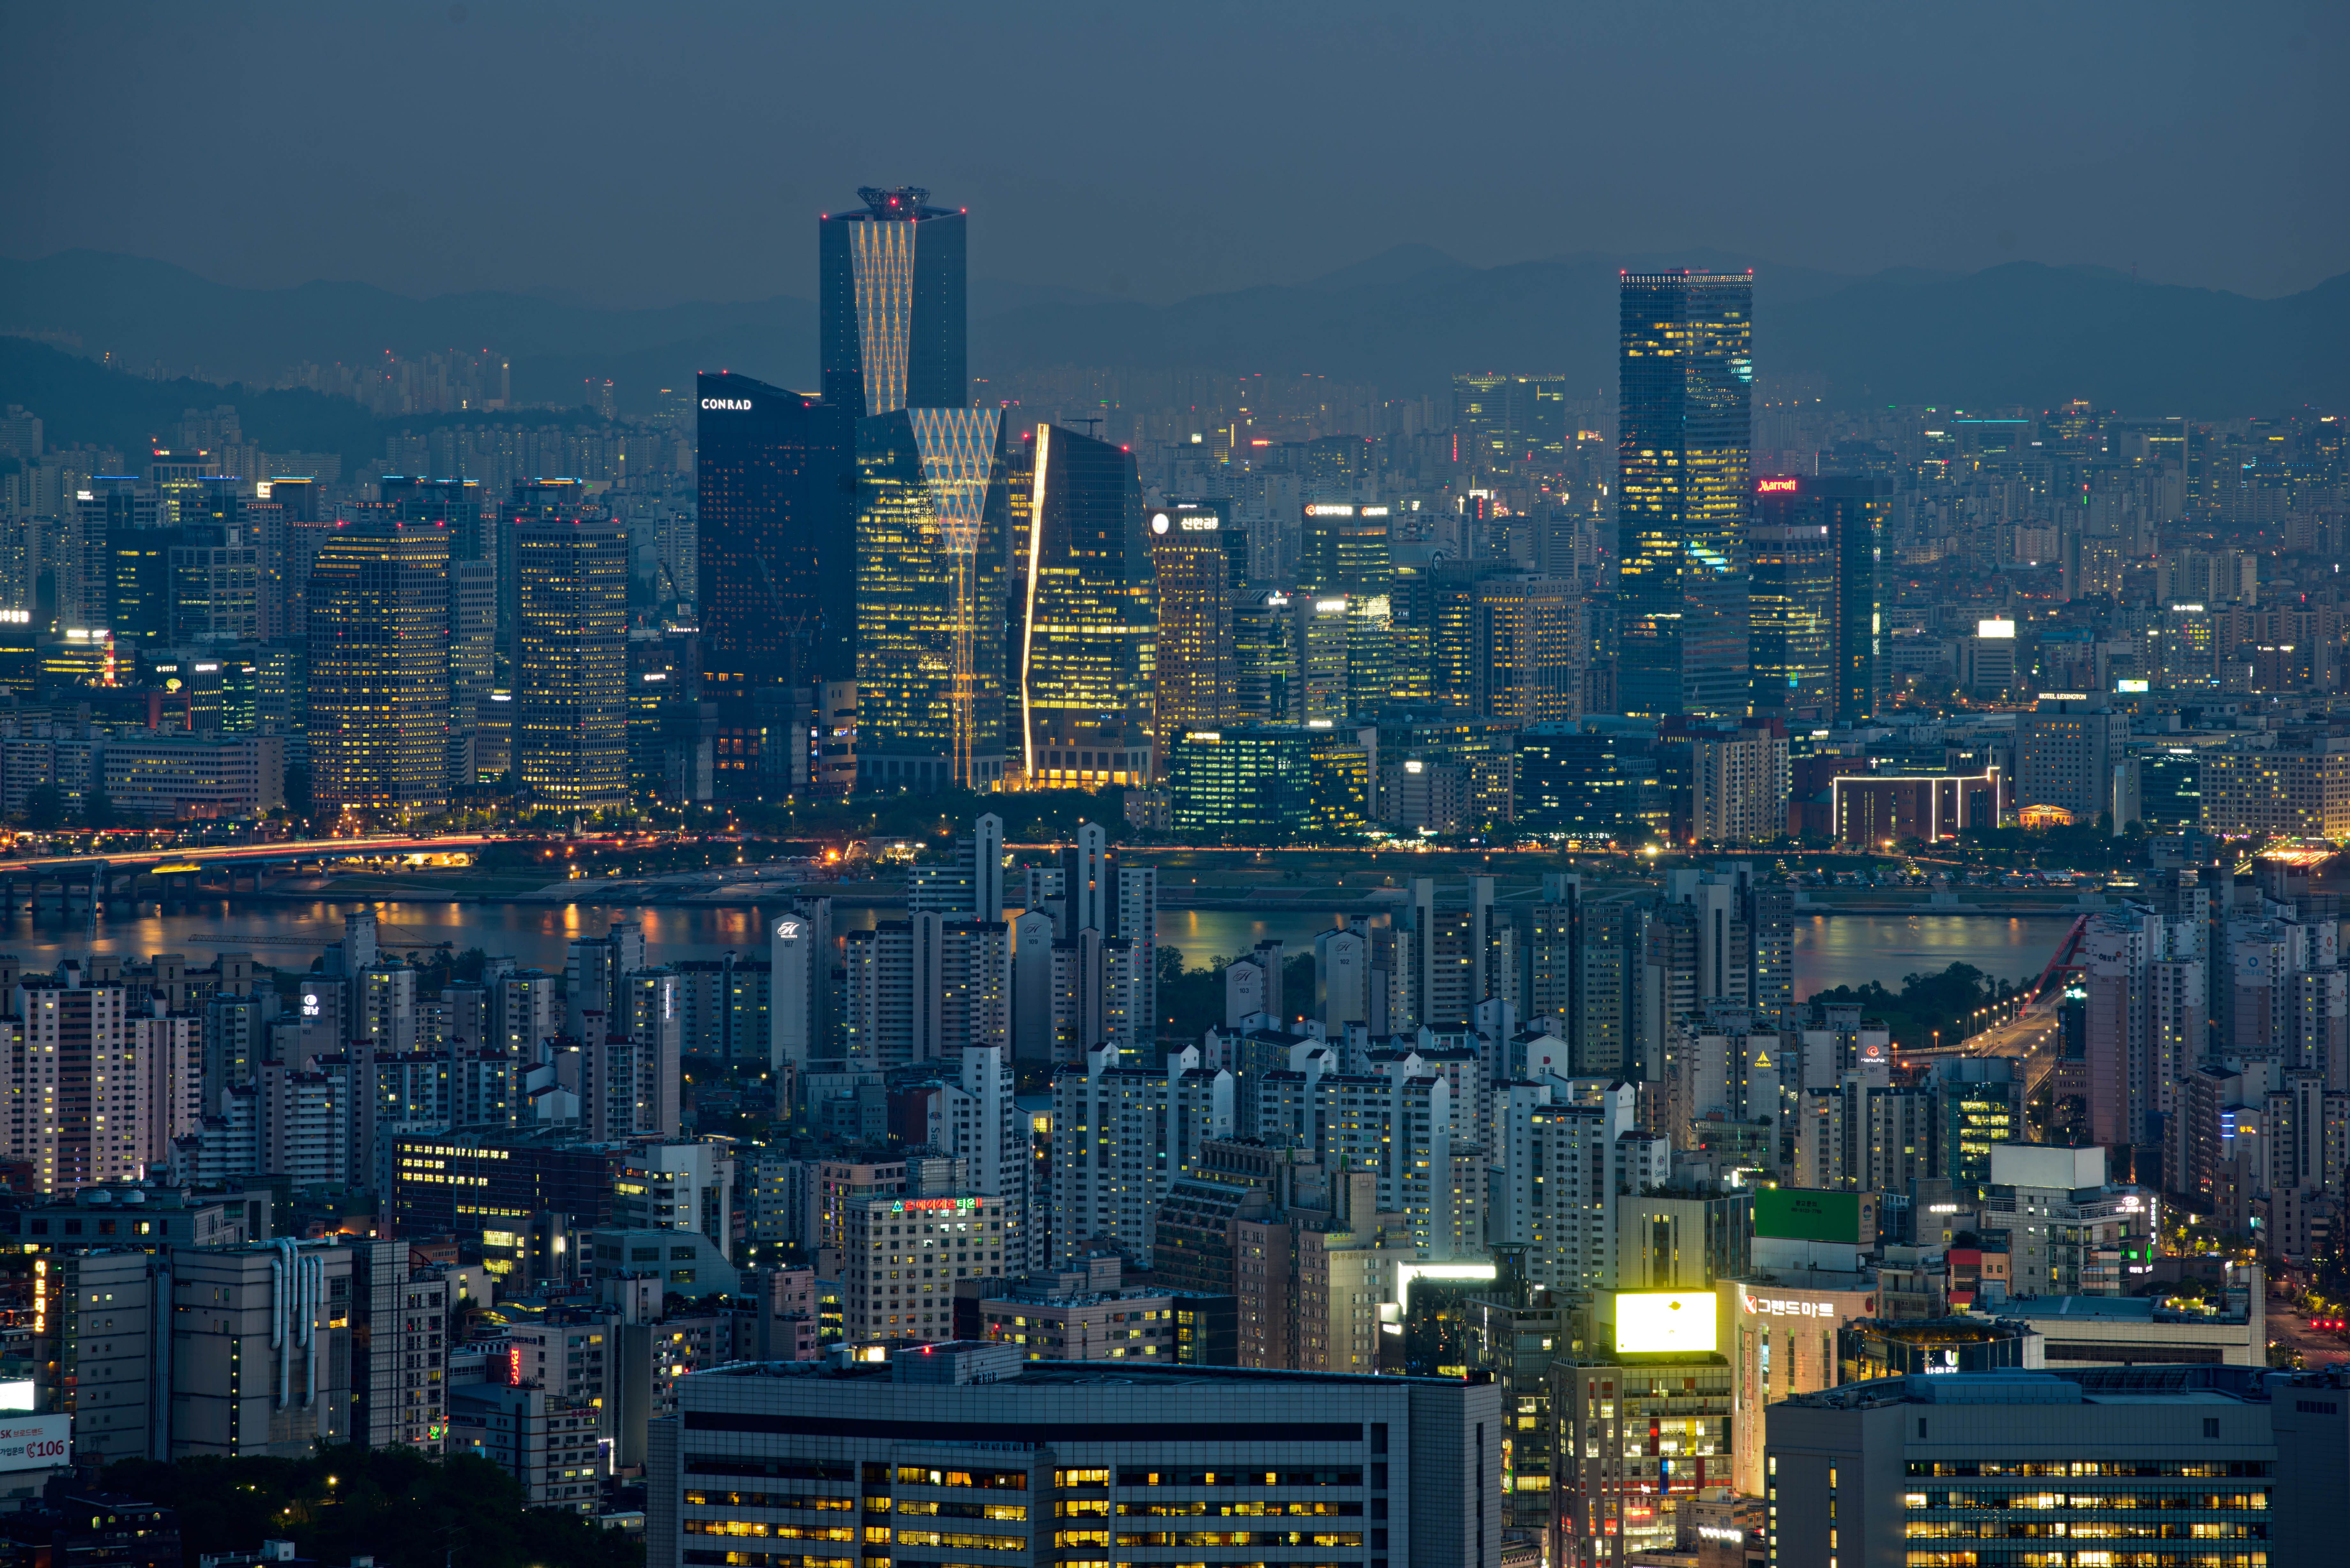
[1753,1187,1861,1244]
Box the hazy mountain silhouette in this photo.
[4,246,2344,421]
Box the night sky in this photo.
[3,0,2343,307]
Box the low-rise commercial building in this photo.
[1767,1369,2282,1568]
[2002,1284,2266,1368]
[101,732,284,819]
[450,1381,604,1513]
[649,1343,1501,1568]
[978,1267,1237,1364]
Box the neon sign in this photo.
[1756,478,1799,494]
[895,1197,979,1212]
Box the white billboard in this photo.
[0,1414,70,1471]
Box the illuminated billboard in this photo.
[1755,1188,1862,1244]
[1615,1293,1717,1354]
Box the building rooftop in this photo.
[2003,1294,2248,1325]
[1782,1368,2268,1411]
[704,1354,1478,1390]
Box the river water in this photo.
[0,899,2075,1005]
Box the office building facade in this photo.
[694,371,857,694]
[1748,474,1884,722]
[1016,423,1153,786]
[855,407,1011,792]
[649,1346,1501,1568]
[1616,272,1753,719]
[306,516,451,817]
[515,514,629,810]
[1146,500,1237,742]
[1767,1369,2282,1568]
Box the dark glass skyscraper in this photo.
[1616,271,1753,718]
[695,370,856,691]
[1749,473,1884,722]
[1015,422,1152,786]
[1746,488,1834,717]
[820,186,967,419]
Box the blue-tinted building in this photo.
[1616,271,1753,720]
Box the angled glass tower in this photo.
[821,187,967,419]
[1015,422,1153,787]
[854,406,1009,792]
[1615,271,1753,718]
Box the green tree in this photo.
[24,783,63,830]
[102,1445,641,1568]
[81,787,115,829]
[1156,945,1227,1046]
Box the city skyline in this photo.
[2,5,2342,307]
[0,16,2345,1566]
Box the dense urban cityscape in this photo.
[0,8,2346,1568]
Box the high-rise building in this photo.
[1229,590,1347,724]
[1300,502,1395,713]
[382,475,485,559]
[2080,904,2205,1165]
[842,911,1012,1069]
[1452,372,1573,478]
[819,186,966,419]
[1146,499,1236,740]
[450,557,497,784]
[514,514,628,810]
[307,516,451,818]
[1749,473,1885,721]
[2016,694,2126,823]
[1051,1043,1234,1266]
[1689,717,1791,847]
[1463,575,1587,728]
[1515,724,1665,843]
[109,518,179,645]
[1616,271,1753,718]
[351,1237,450,1452]
[497,478,592,666]
[80,477,162,635]
[1745,487,1833,715]
[1014,423,1153,786]
[855,407,1010,791]
[1167,722,1371,841]
[694,371,856,693]
[4,976,172,1193]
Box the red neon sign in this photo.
[1755,478,1800,494]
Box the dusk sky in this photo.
[3,0,2344,308]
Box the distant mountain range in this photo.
[3,246,2345,430]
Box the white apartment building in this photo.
[1050,1042,1233,1266]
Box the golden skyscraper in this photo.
[306,516,451,818]
[1147,499,1236,738]
[515,514,629,810]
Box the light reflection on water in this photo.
[0,899,1370,973]
[0,901,2072,1000]
[1793,913,2075,999]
